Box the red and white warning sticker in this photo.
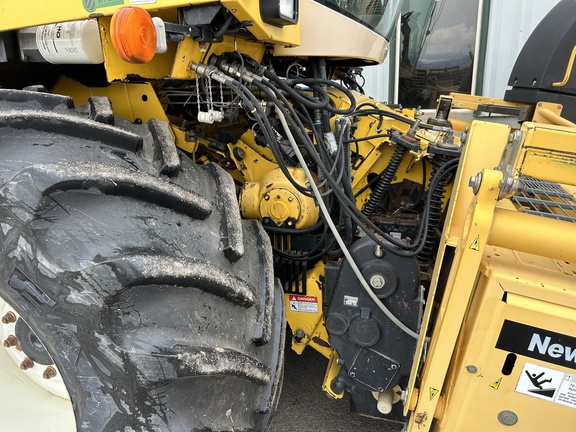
[288,295,318,314]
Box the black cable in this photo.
[288,77,357,114]
[349,107,438,130]
[208,59,453,257]
[213,13,234,38]
[345,133,391,143]
[255,72,426,253]
[302,131,459,255]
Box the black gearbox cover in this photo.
[325,237,422,394]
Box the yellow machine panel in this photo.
[406,114,576,431]
[437,248,576,431]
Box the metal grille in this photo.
[512,177,576,223]
[272,234,308,294]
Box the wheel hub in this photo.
[0,300,69,400]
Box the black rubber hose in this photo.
[263,70,330,109]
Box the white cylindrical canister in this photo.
[19,20,103,64]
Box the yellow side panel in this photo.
[0,0,299,46]
[52,76,168,123]
[285,262,332,359]
[221,0,300,45]
[436,249,576,431]
[518,123,576,186]
[0,0,214,31]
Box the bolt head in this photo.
[43,366,57,380]
[498,410,518,426]
[3,335,17,348]
[466,364,478,373]
[232,147,245,161]
[20,357,34,371]
[1,311,16,324]
[469,172,482,194]
[370,274,386,289]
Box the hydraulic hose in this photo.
[276,106,421,340]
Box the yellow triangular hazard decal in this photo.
[429,387,439,400]
[489,377,502,390]
[469,235,480,251]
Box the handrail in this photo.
[552,44,576,87]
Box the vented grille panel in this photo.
[512,177,576,223]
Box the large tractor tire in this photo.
[0,89,284,431]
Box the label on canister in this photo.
[36,20,103,64]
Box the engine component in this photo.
[325,236,422,419]
[240,166,320,229]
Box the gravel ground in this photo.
[268,336,404,432]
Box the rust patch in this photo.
[311,336,330,348]
[414,411,428,425]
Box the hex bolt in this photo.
[466,365,478,374]
[469,172,483,195]
[20,357,34,371]
[349,372,356,378]
[370,274,386,290]
[43,366,57,380]
[1,311,16,324]
[3,335,17,348]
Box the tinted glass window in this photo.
[315,0,403,39]
[399,0,479,108]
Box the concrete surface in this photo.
[268,337,404,432]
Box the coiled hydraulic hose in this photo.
[362,144,408,217]
[418,154,452,264]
